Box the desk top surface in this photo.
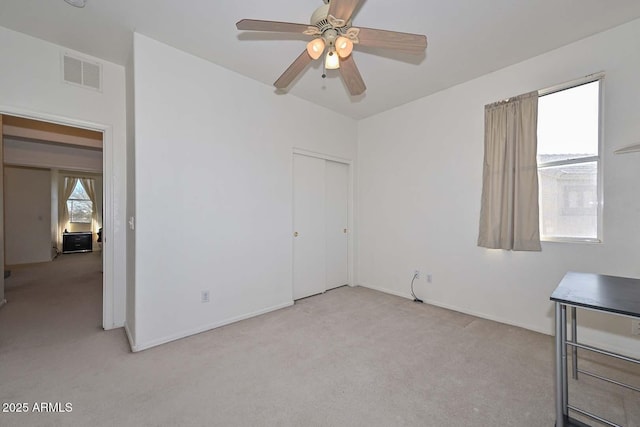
[550,272,640,318]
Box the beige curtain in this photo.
[80,178,97,232]
[58,176,79,250]
[478,91,541,251]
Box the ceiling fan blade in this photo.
[236,19,309,34]
[339,55,366,96]
[357,27,427,54]
[274,50,314,90]
[328,0,362,22]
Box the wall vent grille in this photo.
[62,53,102,92]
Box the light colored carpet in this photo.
[0,253,638,426]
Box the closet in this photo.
[293,153,349,300]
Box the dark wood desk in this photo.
[62,231,93,253]
[551,272,640,427]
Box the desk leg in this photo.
[571,307,578,380]
[561,305,568,416]
[555,302,568,426]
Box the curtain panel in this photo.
[58,176,79,251]
[80,178,97,232]
[477,91,541,251]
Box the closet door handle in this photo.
[294,231,299,237]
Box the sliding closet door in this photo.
[293,154,349,300]
[325,160,349,290]
[293,154,326,300]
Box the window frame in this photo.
[67,180,93,224]
[537,73,604,244]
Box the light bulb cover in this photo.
[306,38,325,60]
[325,50,340,70]
[335,36,353,58]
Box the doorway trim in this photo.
[292,148,355,294]
[1,105,116,329]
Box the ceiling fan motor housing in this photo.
[310,2,351,46]
[310,4,331,31]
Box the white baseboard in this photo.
[124,322,136,352]
[359,283,414,301]
[133,301,294,352]
[102,320,124,331]
[358,282,552,336]
[358,283,640,359]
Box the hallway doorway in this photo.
[1,113,109,328]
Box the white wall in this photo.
[4,166,52,265]
[0,119,4,304]
[132,34,357,350]
[125,49,136,346]
[357,19,640,357]
[0,26,127,328]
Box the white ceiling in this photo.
[1,0,640,119]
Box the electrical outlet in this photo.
[426,273,432,283]
[414,270,420,279]
[201,290,210,303]
[632,319,640,336]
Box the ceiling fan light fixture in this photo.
[306,38,326,60]
[325,49,340,70]
[236,0,427,95]
[335,36,353,58]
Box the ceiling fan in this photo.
[236,0,427,96]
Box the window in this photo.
[67,180,93,224]
[537,78,601,242]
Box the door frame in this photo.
[292,148,354,298]
[1,105,116,329]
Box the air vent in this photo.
[62,53,102,91]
